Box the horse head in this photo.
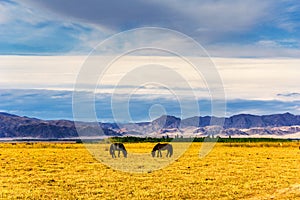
[123,150,128,158]
[151,150,156,157]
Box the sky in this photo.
[0,0,300,122]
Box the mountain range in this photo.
[0,112,300,139]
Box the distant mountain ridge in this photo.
[0,112,300,139]
[0,112,120,138]
[182,112,300,129]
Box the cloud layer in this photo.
[1,89,300,122]
[0,0,299,57]
[1,56,299,101]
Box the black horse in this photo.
[110,143,127,158]
[151,143,173,157]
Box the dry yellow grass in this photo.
[0,142,299,199]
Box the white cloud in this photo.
[207,42,300,58]
[0,1,111,55]
[0,55,300,102]
[256,40,279,48]
[214,57,300,100]
[0,56,84,89]
[0,1,48,25]
[274,3,300,32]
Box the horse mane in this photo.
[152,143,161,151]
[119,143,126,151]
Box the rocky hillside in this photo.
[0,112,120,138]
[181,113,300,129]
[0,112,300,139]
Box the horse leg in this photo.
[111,150,116,158]
[118,150,121,157]
[159,150,162,157]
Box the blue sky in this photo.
[0,0,300,121]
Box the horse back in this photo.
[154,143,170,150]
[111,143,126,151]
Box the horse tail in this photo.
[169,144,173,157]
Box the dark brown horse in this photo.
[151,143,173,157]
[110,143,127,158]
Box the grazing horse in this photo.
[110,143,127,158]
[151,143,173,157]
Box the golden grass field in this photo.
[0,142,299,199]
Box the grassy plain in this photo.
[0,142,299,199]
